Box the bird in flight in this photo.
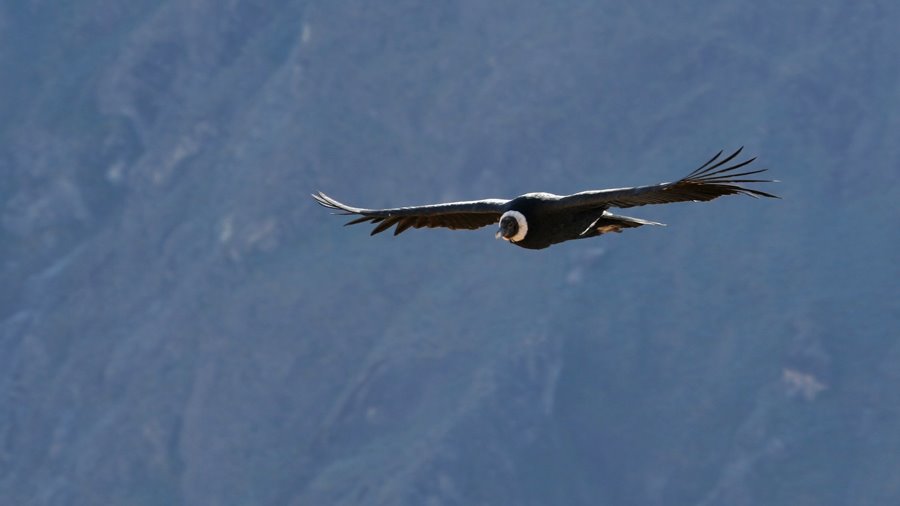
[313,148,777,250]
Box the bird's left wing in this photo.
[312,192,508,236]
[548,147,778,211]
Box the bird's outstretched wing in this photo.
[550,147,779,211]
[312,192,507,236]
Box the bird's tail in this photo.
[580,212,665,236]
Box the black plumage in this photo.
[313,148,778,250]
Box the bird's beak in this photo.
[495,229,503,240]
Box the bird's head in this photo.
[496,210,528,242]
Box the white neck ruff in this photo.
[500,210,528,242]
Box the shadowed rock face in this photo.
[1,1,899,505]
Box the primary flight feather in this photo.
[313,147,778,250]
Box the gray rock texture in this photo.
[1,1,898,505]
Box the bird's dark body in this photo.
[503,194,600,249]
[312,148,778,250]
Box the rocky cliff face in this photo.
[2,1,898,505]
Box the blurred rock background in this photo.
[1,1,898,505]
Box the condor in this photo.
[313,148,777,250]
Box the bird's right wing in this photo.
[549,147,778,211]
[312,192,508,236]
